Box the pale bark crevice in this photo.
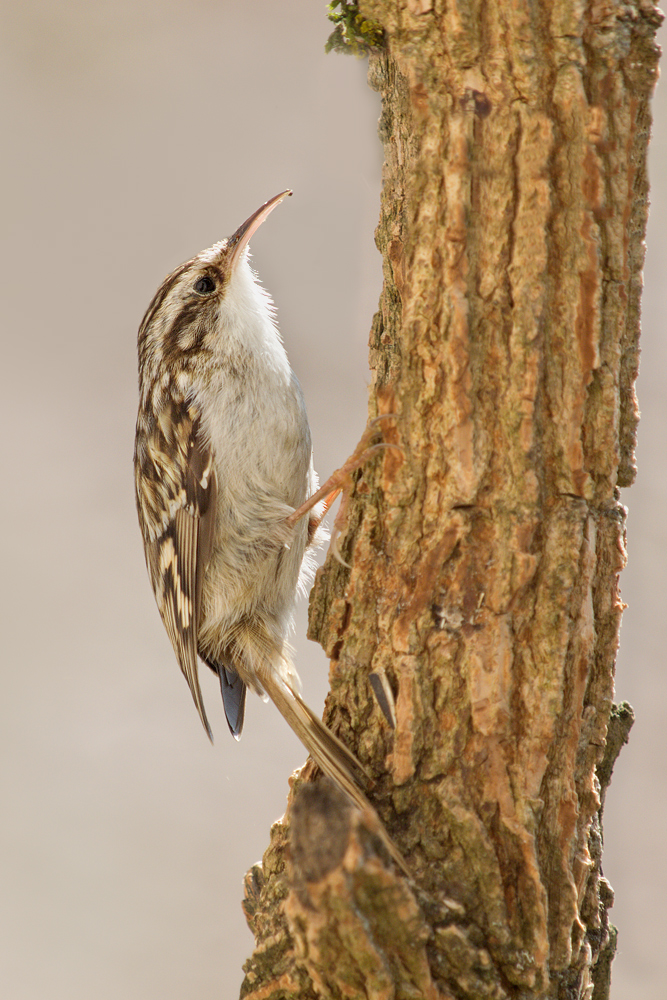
[240,3,660,997]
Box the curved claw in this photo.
[329,527,352,569]
[367,412,399,426]
[360,440,404,459]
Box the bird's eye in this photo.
[194,275,216,295]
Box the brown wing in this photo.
[135,398,217,738]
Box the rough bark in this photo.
[240,2,660,998]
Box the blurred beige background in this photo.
[1,3,664,997]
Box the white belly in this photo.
[194,357,316,669]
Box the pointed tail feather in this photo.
[261,671,410,876]
[219,665,247,739]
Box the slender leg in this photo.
[287,418,399,531]
[306,487,341,544]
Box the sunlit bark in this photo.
[240,3,660,997]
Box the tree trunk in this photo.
[240,2,661,997]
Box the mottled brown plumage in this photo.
[133,192,407,874]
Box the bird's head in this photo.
[137,190,292,381]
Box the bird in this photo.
[133,191,408,873]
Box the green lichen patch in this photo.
[325,1,384,56]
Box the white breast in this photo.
[193,256,316,652]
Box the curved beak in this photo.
[227,190,292,270]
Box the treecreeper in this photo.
[133,191,408,874]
